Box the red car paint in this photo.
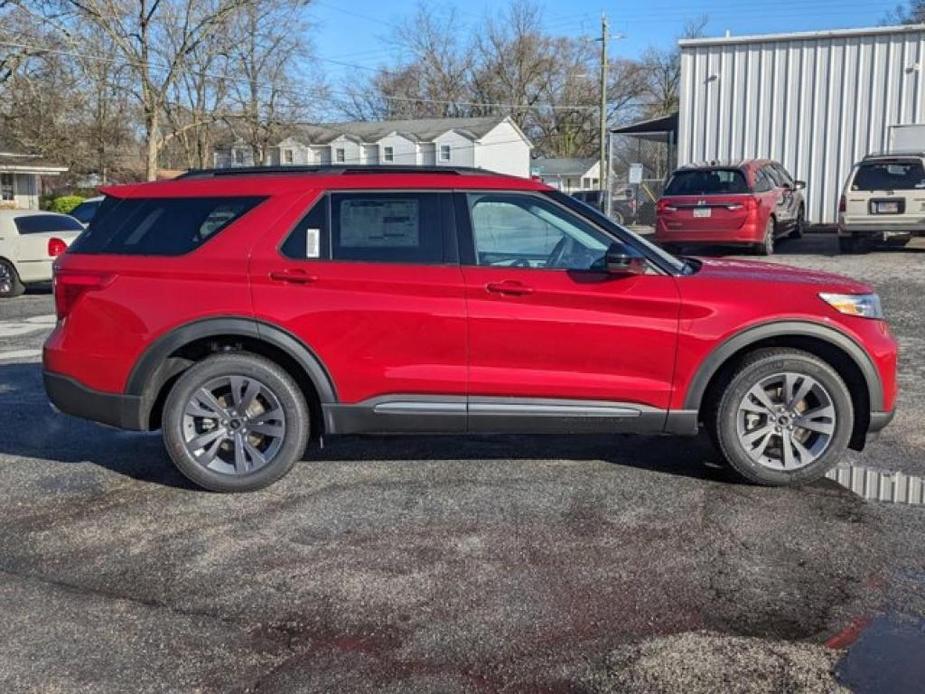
[43,167,896,446]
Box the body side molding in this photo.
[682,320,884,411]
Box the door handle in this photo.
[269,269,318,285]
[485,281,533,296]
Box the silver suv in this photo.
[838,152,925,253]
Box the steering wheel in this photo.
[545,236,570,268]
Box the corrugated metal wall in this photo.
[678,26,925,224]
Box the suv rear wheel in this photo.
[162,353,310,492]
[709,348,854,486]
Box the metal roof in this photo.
[678,23,925,48]
[530,157,597,176]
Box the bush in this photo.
[47,195,85,214]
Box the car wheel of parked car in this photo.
[0,259,25,298]
[753,218,775,256]
[162,353,310,492]
[612,211,625,225]
[788,207,805,239]
[710,348,853,486]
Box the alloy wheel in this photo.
[735,372,836,470]
[181,375,286,475]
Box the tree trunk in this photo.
[145,107,158,181]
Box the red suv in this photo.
[43,166,896,492]
[656,160,806,255]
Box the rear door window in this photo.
[14,214,85,234]
[852,161,925,191]
[329,192,452,264]
[664,169,749,196]
[69,196,264,255]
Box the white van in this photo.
[838,152,925,253]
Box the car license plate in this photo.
[693,207,711,218]
[876,201,900,214]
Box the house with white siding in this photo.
[530,157,601,193]
[214,116,532,177]
[0,140,67,209]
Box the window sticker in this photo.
[339,199,419,248]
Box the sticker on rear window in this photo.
[305,228,320,258]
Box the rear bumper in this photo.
[655,223,762,245]
[43,371,145,430]
[839,222,925,237]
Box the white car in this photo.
[838,152,925,252]
[0,210,84,298]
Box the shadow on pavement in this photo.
[0,362,741,489]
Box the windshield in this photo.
[852,160,925,191]
[664,169,749,196]
[547,190,689,275]
[69,199,102,224]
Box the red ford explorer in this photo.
[656,160,806,255]
[43,166,896,492]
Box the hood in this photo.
[690,257,873,294]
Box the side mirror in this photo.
[793,180,806,191]
[605,245,646,275]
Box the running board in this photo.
[323,395,699,436]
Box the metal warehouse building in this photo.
[678,24,925,224]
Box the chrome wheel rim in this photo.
[0,263,11,294]
[736,372,836,471]
[182,375,286,475]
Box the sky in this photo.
[308,0,905,82]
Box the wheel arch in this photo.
[687,321,882,449]
[126,317,337,431]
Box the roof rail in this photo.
[178,164,506,179]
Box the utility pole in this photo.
[598,13,609,203]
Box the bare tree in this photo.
[33,0,251,180]
[885,1,925,23]
[640,16,708,118]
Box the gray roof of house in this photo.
[277,116,510,147]
[530,157,597,176]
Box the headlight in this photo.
[819,292,884,319]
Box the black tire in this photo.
[708,348,854,486]
[612,211,625,225]
[0,259,25,298]
[788,206,805,239]
[838,236,866,254]
[753,217,775,256]
[162,352,310,492]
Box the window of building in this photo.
[383,146,394,162]
[335,148,346,163]
[284,149,294,164]
[467,193,616,271]
[582,177,591,189]
[70,196,265,256]
[233,150,245,165]
[1,173,14,201]
[440,144,451,161]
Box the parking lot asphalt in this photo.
[0,236,923,692]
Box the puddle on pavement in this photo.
[826,463,925,506]
[835,614,925,693]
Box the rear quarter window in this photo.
[69,196,264,255]
[14,214,85,234]
[851,161,925,191]
[664,169,749,196]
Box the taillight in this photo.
[47,237,68,257]
[53,269,114,320]
[744,196,760,211]
[657,199,677,214]
[839,195,847,213]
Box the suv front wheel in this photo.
[709,348,854,486]
[162,353,310,492]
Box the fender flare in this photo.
[125,317,338,426]
[683,320,884,411]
